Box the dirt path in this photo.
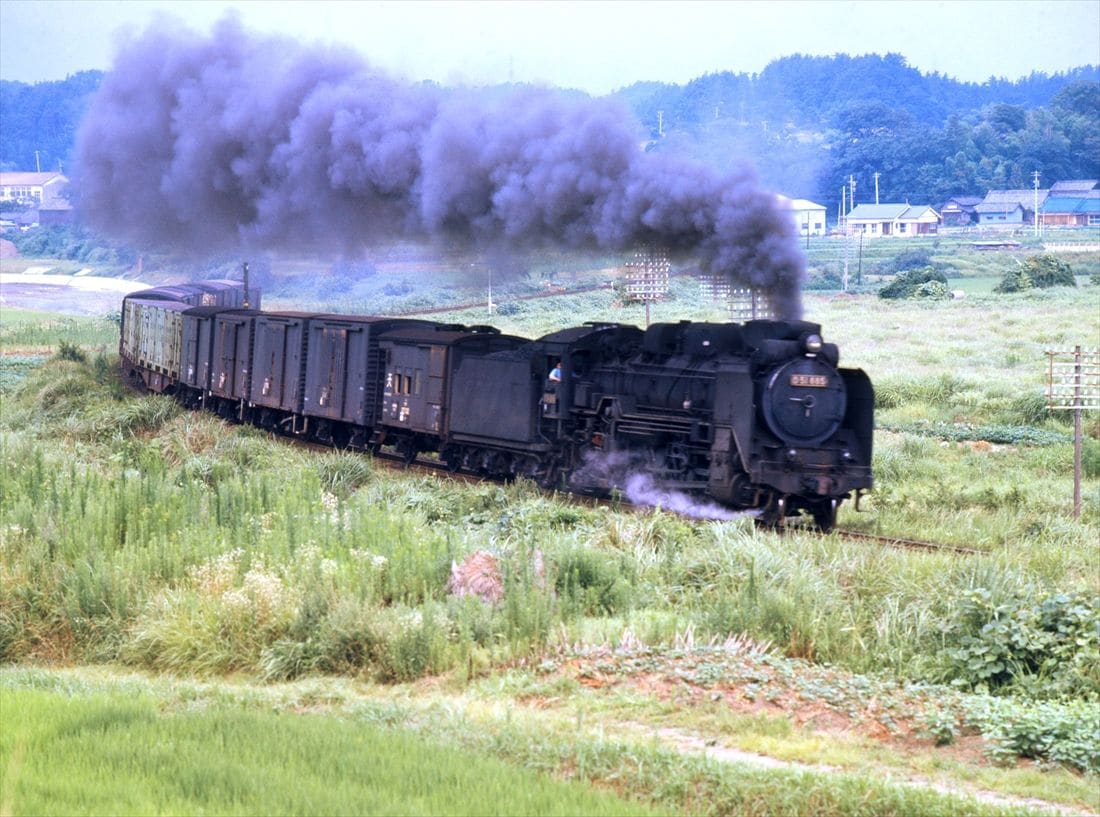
[619,723,1093,817]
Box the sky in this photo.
[2,0,1098,93]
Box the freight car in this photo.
[120,281,873,530]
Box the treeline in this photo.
[2,56,1098,223]
[0,71,103,174]
[617,54,1100,216]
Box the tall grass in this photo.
[1,295,1096,700]
[0,310,118,350]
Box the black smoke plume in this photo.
[75,16,805,317]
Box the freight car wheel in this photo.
[442,448,462,473]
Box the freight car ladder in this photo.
[363,341,387,451]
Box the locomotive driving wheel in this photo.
[810,498,838,532]
[756,494,788,529]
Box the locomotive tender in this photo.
[120,280,873,529]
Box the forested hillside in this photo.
[0,70,102,174]
[2,54,1098,222]
[616,54,1100,214]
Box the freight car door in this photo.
[383,344,441,433]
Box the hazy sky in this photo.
[2,0,1098,93]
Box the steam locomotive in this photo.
[120,280,873,529]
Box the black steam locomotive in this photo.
[120,280,873,529]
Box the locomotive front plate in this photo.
[790,374,829,388]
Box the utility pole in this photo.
[857,231,864,285]
[874,172,880,205]
[849,175,857,209]
[34,150,41,173]
[841,186,847,230]
[1033,170,1041,237]
[657,110,664,138]
[241,261,251,309]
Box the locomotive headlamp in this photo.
[804,334,823,353]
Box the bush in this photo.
[963,697,1100,772]
[878,267,949,299]
[802,268,842,291]
[994,266,1031,293]
[1023,254,1076,288]
[54,340,87,363]
[996,254,1077,293]
[940,588,1100,699]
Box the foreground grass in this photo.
[0,684,662,817]
[0,667,1073,817]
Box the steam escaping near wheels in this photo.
[74,15,805,319]
[571,450,762,522]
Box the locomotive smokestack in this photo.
[75,16,805,318]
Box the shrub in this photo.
[940,588,1100,699]
[1022,254,1076,288]
[802,267,842,291]
[54,340,87,363]
[878,267,949,299]
[993,266,1031,293]
[996,254,1077,293]
[963,697,1100,772]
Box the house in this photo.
[974,189,1048,227]
[1049,180,1099,196]
[939,196,983,227]
[777,195,827,236]
[845,203,941,237]
[1040,190,1100,227]
[0,172,69,206]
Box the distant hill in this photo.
[2,55,1097,223]
[614,54,1100,213]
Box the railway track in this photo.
[826,527,982,556]
[348,444,982,556]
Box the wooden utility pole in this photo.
[1046,346,1099,519]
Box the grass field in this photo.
[0,680,665,817]
[0,248,1097,815]
[2,666,1089,817]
